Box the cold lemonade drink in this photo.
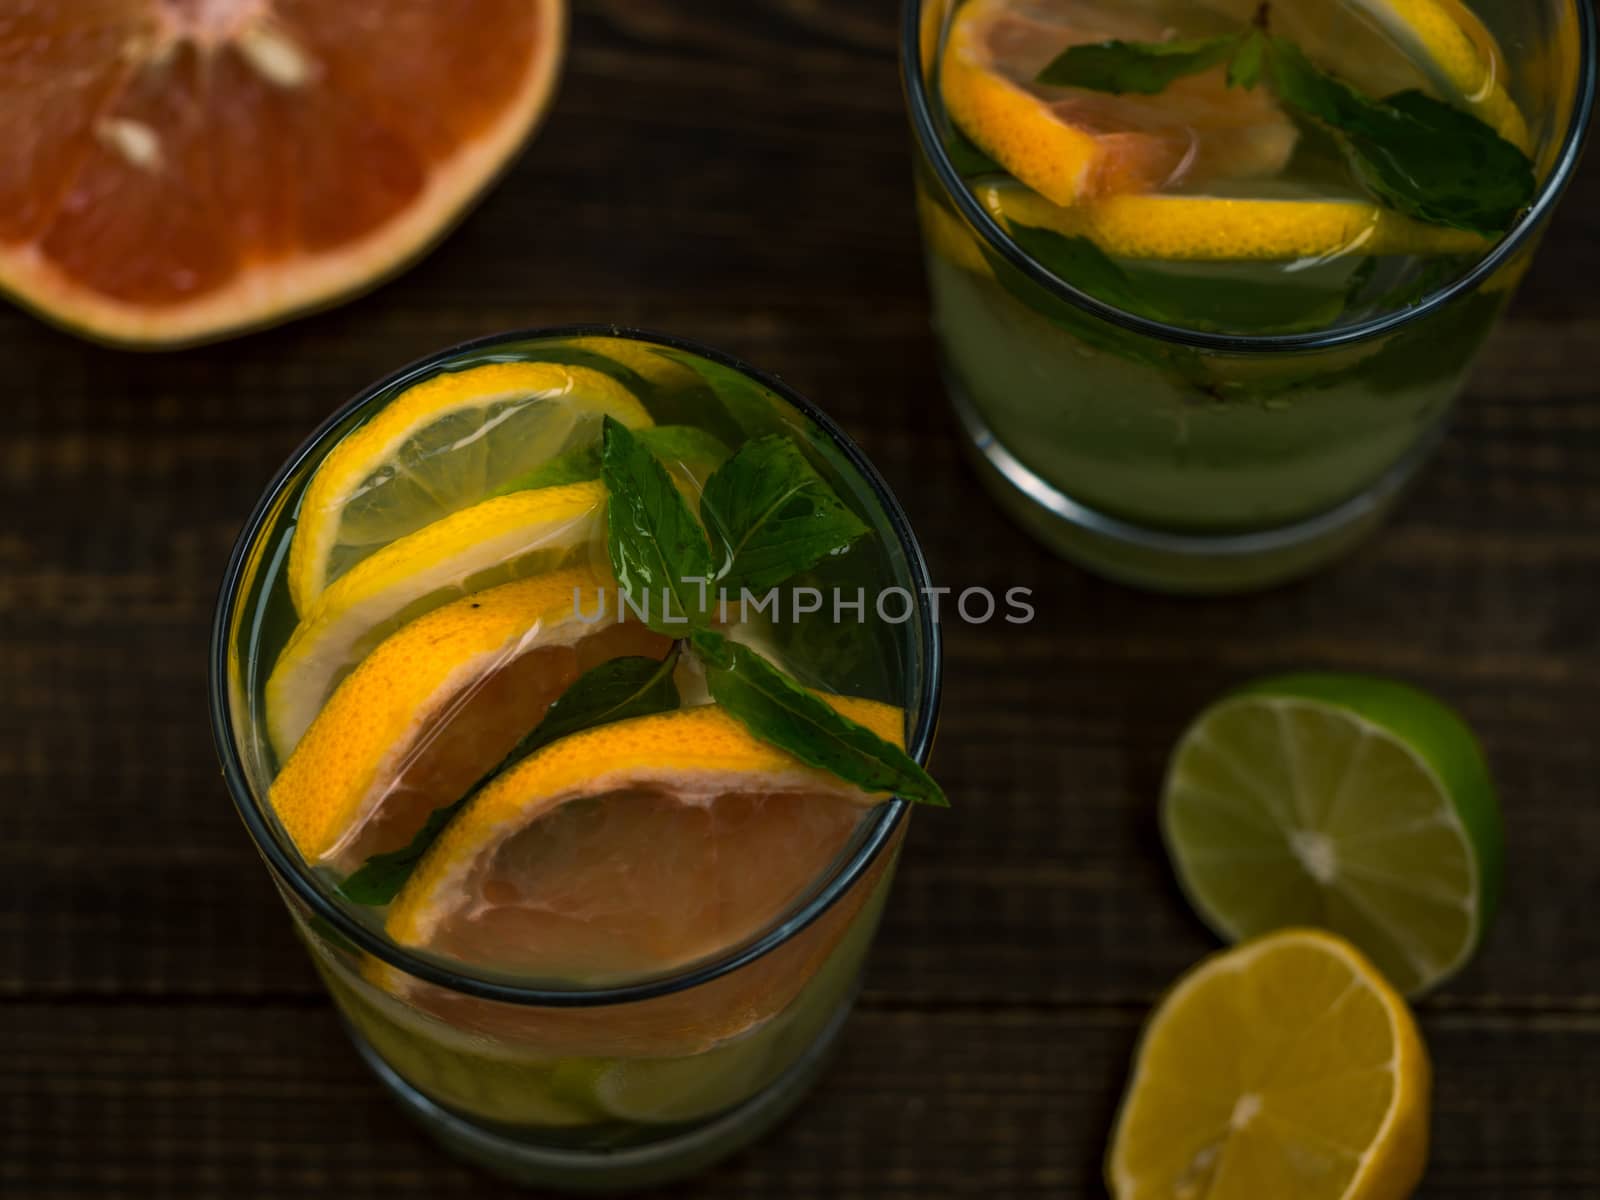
[907,0,1593,591]
[210,330,942,1189]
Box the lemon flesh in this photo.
[1108,929,1430,1200]
[288,362,650,615]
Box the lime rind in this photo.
[1161,674,1501,995]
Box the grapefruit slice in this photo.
[265,480,606,760]
[940,0,1300,207]
[268,566,671,874]
[385,700,905,983]
[0,0,565,346]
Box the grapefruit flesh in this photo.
[0,0,565,345]
[941,0,1298,205]
[331,621,671,873]
[431,787,869,980]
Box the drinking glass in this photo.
[210,327,941,1189]
[904,0,1597,593]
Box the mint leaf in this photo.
[944,121,1003,177]
[692,630,945,807]
[1003,222,1151,315]
[700,436,870,595]
[602,417,715,633]
[513,648,681,755]
[1036,35,1240,93]
[1227,29,1267,89]
[337,651,681,905]
[1265,39,1533,234]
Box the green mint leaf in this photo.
[601,416,716,633]
[512,648,682,756]
[691,630,946,807]
[1036,35,1241,94]
[944,121,1003,176]
[700,436,870,595]
[1265,39,1533,234]
[1227,29,1267,89]
[337,651,681,905]
[1003,222,1152,316]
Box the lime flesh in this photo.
[1161,673,1502,995]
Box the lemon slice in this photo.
[977,180,1490,261]
[287,362,651,615]
[940,0,1300,208]
[1108,929,1430,1200]
[269,566,671,873]
[266,482,606,761]
[385,701,902,982]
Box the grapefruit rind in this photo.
[0,1,567,348]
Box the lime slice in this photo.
[1161,673,1502,995]
[288,362,651,615]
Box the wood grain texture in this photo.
[2,0,1598,1194]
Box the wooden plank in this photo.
[2,1001,1597,1198]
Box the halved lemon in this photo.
[0,0,566,346]
[288,361,650,615]
[385,700,904,984]
[1108,929,1430,1200]
[265,481,606,760]
[269,565,671,874]
[941,0,1301,208]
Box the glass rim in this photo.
[900,0,1600,354]
[208,324,944,1008]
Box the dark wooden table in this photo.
[5,3,1598,1196]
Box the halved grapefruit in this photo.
[0,0,565,346]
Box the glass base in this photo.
[945,368,1441,595]
[343,993,856,1193]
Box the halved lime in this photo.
[1161,673,1502,995]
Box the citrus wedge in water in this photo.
[976,179,1488,262]
[288,361,650,614]
[385,701,903,983]
[941,0,1300,207]
[268,566,669,873]
[265,481,606,759]
[1162,674,1502,995]
[0,0,565,346]
[1108,929,1430,1200]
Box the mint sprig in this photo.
[599,415,942,807]
[1033,22,1535,235]
[701,436,870,594]
[338,650,682,905]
